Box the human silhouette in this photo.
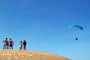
[23,40,27,50]
[3,38,9,50]
[19,41,23,50]
[9,38,14,50]
[76,37,78,40]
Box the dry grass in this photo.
[0,50,70,60]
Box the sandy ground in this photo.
[0,50,70,60]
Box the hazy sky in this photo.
[0,0,90,60]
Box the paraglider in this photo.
[68,24,84,40]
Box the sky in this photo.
[0,0,90,60]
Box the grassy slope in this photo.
[0,50,70,60]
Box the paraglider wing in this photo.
[68,25,83,30]
[74,25,83,30]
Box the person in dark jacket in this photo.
[23,40,27,50]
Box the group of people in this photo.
[19,40,27,50]
[3,38,27,50]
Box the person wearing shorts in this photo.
[3,38,9,50]
[9,38,14,50]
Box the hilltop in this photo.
[0,50,70,60]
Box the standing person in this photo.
[23,40,27,50]
[19,41,23,50]
[3,38,9,50]
[9,38,14,50]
